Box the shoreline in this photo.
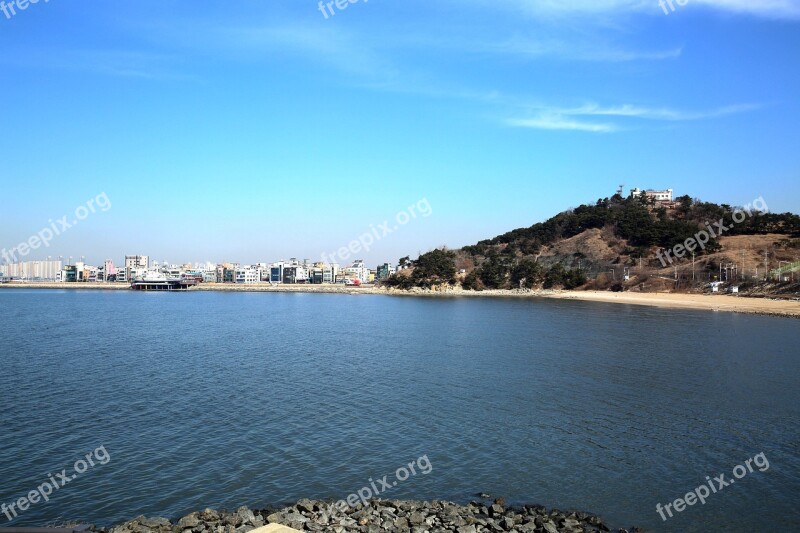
[2,282,798,318]
[541,289,800,318]
[60,499,627,533]
[0,282,130,290]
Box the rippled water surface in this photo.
[1,290,798,532]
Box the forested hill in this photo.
[386,193,800,291]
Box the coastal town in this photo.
[0,256,397,290]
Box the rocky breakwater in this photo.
[99,499,638,533]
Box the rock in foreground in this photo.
[100,499,640,533]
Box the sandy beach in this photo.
[2,282,798,318]
[385,287,800,318]
[541,290,800,318]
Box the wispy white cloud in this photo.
[484,0,651,17]
[388,30,683,63]
[505,101,760,133]
[559,102,763,120]
[673,0,800,18]
[506,115,619,132]
[485,35,683,62]
[476,0,800,19]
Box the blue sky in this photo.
[1,0,799,266]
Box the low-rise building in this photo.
[376,262,395,280]
[100,260,116,282]
[344,260,370,283]
[236,266,262,284]
[282,265,309,284]
[270,262,284,283]
[63,265,78,282]
[215,263,237,283]
[308,262,338,284]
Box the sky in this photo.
[1,0,799,267]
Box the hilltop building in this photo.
[630,188,673,203]
[629,188,678,208]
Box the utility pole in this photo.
[741,250,746,281]
[764,251,769,281]
[692,252,695,281]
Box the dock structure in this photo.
[130,278,198,291]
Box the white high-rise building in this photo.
[124,255,149,282]
[0,260,62,280]
[125,255,149,270]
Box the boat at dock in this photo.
[130,271,198,291]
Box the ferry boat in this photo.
[130,271,198,291]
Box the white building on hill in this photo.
[630,188,674,203]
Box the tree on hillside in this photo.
[677,195,693,218]
[614,202,658,246]
[477,252,512,289]
[543,263,587,289]
[511,259,542,289]
[414,249,456,280]
[462,270,482,291]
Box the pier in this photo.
[130,278,198,291]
